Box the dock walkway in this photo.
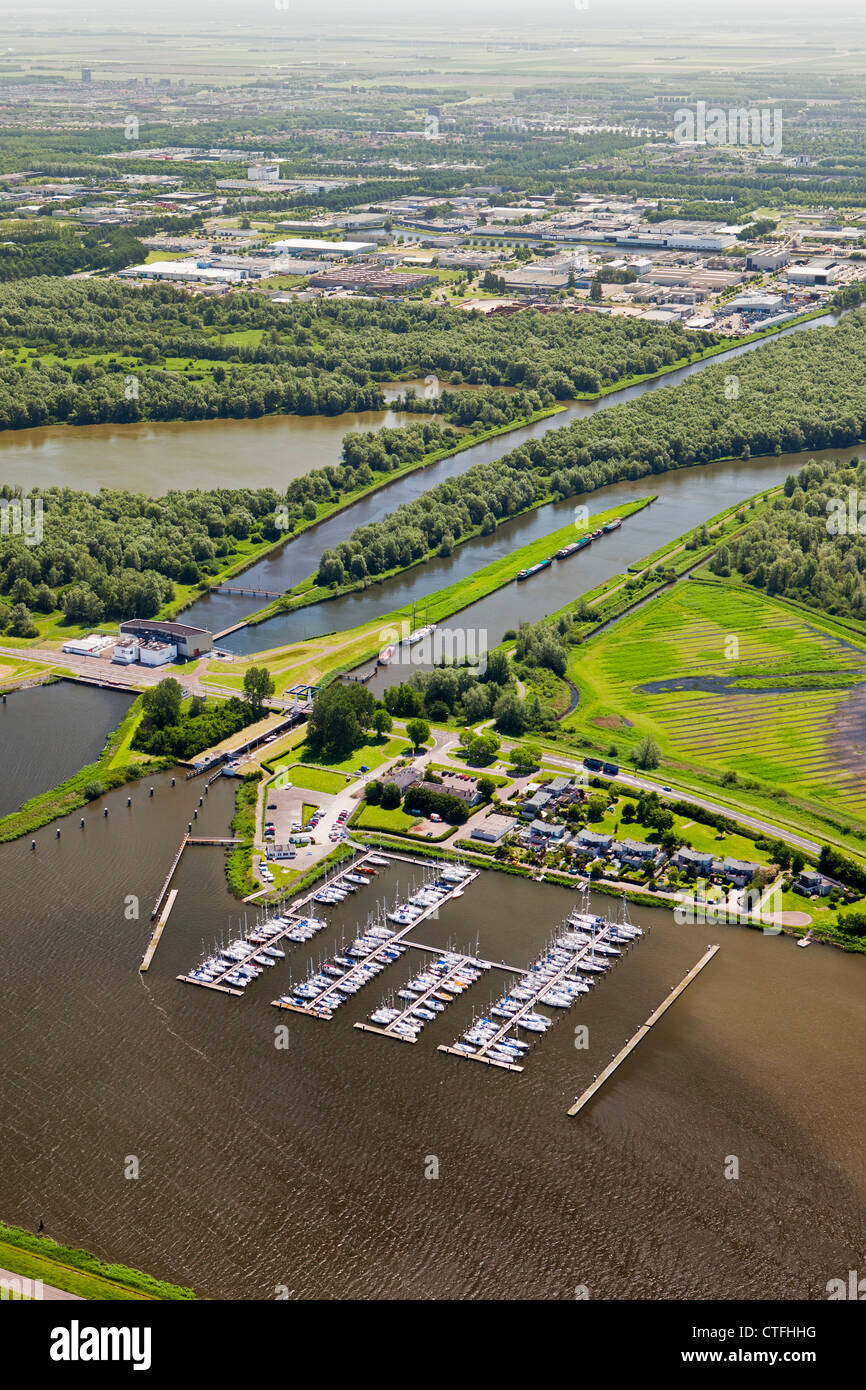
[354,952,491,1044]
[439,921,623,1073]
[271,869,480,1019]
[139,889,178,972]
[567,943,720,1117]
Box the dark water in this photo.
[0,682,134,818]
[0,763,863,1299]
[181,313,842,638]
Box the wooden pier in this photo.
[439,920,625,1073]
[151,834,188,919]
[354,952,491,1046]
[567,943,720,1117]
[140,889,177,972]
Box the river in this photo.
[0,759,862,1299]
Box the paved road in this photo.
[0,1264,83,1300]
[3,645,821,859]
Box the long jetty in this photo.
[567,943,720,1117]
[140,889,178,972]
[151,834,188,919]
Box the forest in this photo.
[315,312,866,586]
[0,484,282,629]
[709,457,866,620]
[0,278,716,427]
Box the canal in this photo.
[174,313,845,644]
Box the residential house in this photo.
[520,789,556,820]
[796,869,834,897]
[717,857,761,886]
[674,847,715,875]
[616,838,662,867]
[573,829,614,855]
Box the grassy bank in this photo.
[249,489,651,626]
[0,1221,195,1301]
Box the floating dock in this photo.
[438,918,628,1073]
[567,943,720,1117]
[354,952,491,1045]
[140,889,178,972]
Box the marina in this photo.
[271,863,479,1018]
[356,950,492,1044]
[1,769,863,1301]
[439,897,644,1072]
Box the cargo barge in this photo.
[516,557,553,582]
[556,535,592,559]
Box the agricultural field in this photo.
[563,578,866,831]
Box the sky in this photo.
[9,0,866,25]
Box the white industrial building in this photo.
[786,261,840,286]
[746,247,790,272]
[139,640,177,667]
[268,238,376,258]
[119,260,244,283]
[61,634,115,658]
[248,163,280,181]
[119,619,212,659]
[727,291,785,313]
[112,637,139,665]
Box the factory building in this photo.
[119,619,212,660]
[268,238,376,259]
[786,261,840,286]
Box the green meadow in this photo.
[562,577,866,835]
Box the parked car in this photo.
[430,812,442,823]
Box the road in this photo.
[0,1264,83,1300]
[2,645,821,859]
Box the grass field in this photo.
[355,803,421,833]
[563,578,866,830]
[0,1222,194,1300]
[274,764,349,794]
